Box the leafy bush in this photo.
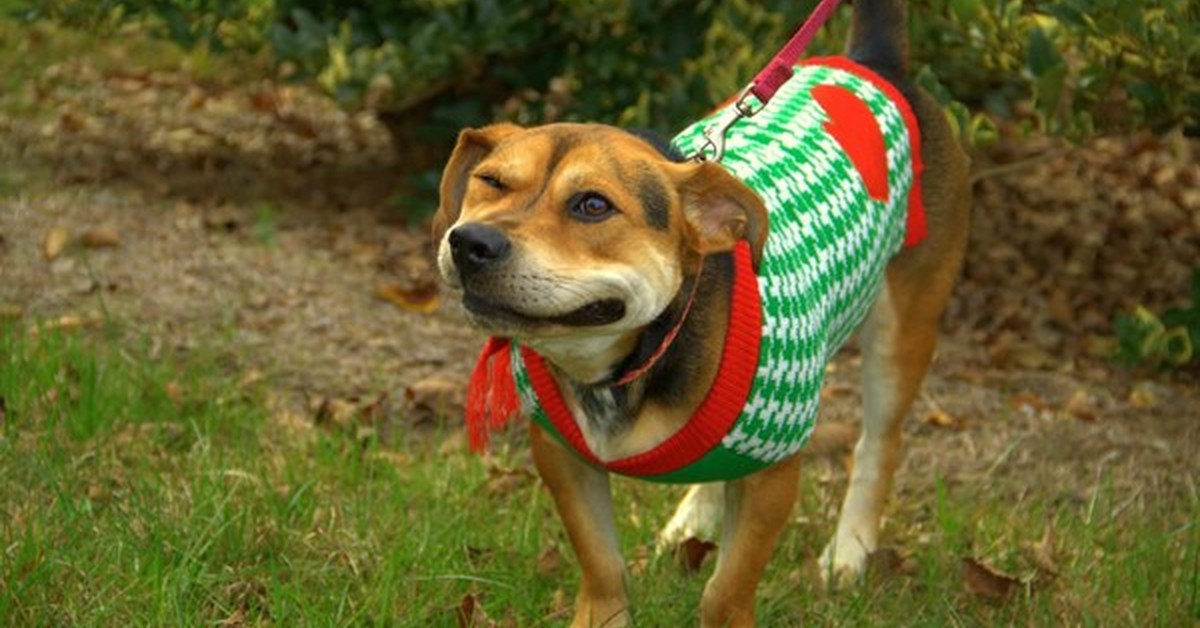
[1114,271,1200,370]
[264,0,1197,144]
[11,0,274,51]
[10,0,1198,162]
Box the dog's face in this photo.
[434,122,767,347]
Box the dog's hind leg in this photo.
[818,284,915,584]
[657,483,725,554]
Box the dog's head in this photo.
[433,122,766,351]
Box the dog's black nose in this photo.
[449,223,511,277]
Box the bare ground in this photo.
[1,47,1197,524]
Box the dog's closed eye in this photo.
[475,173,506,190]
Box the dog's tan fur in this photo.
[434,2,970,625]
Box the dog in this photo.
[432,1,970,625]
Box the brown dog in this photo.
[433,1,970,625]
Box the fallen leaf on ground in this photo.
[924,408,967,430]
[376,281,440,313]
[962,557,1021,602]
[1063,390,1099,422]
[1010,391,1051,415]
[465,546,495,568]
[439,430,468,455]
[1029,520,1059,576]
[485,466,535,496]
[542,588,571,622]
[29,313,102,334]
[310,396,357,429]
[1128,381,1160,408]
[627,544,652,576]
[820,382,854,401]
[80,226,120,248]
[1010,343,1056,370]
[675,537,718,574]
[455,593,497,628]
[405,374,464,425]
[866,547,915,581]
[537,546,563,576]
[42,226,72,260]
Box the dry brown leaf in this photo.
[310,396,357,429]
[30,313,102,334]
[627,544,652,576]
[962,557,1020,602]
[536,546,563,576]
[675,537,717,574]
[80,226,120,248]
[924,408,967,430]
[405,374,464,425]
[1063,390,1098,422]
[43,226,72,260]
[1128,381,1160,409]
[542,588,572,622]
[865,547,915,581]
[1010,391,1051,414]
[376,281,439,314]
[465,546,495,568]
[820,382,854,401]
[485,466,534,496]
[1010,343,1056,370]
[1029,521,1059,577]
[455,593,497,628]
[439,430,469,456]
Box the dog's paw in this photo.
[655,484,723,554]
[817,536,872,588]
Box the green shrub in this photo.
[263,0,1197,143]
[10,0,1198,165]
[1114,271,1200,370]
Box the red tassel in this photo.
[465,337,519,452]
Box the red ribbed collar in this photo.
[522,241,763,477]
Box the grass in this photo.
[1,321,1197,626]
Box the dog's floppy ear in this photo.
[432,123,522,245]
[673,162,769,268]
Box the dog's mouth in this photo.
[462,293,626,328]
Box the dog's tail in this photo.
[847,0,909,77]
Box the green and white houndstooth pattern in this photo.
[514,62,914,477]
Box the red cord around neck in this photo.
[612,255,705,387]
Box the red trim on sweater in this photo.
[802,57,927,247]
[522,241,763,476]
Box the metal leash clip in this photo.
[692,88,765,163]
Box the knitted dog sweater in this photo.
[469,57,924,483]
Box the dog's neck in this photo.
[532,253,734,436]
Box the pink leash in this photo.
[750,0,848,105]
[695,0,847,162]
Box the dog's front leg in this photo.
[700,454,801,628]
[530,423,628,628]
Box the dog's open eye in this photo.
[569,192,617,222]
[475,173,505,190]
